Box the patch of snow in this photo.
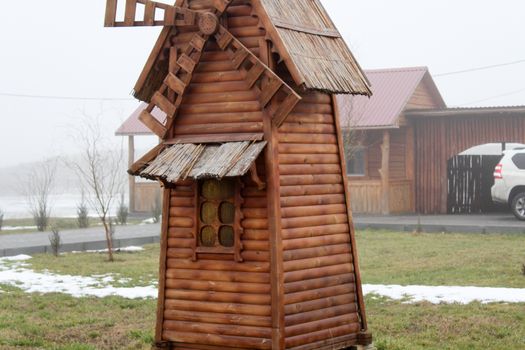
[0,255,32,262]
[0,256,156,299]
[363,284,525,304]
[1,225,38,231]
[71,246,145,254]
[140,218,158,225]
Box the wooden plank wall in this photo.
[414,114,525,213]
[365,128,406,180]
[278,92,361,349]
[160,1,273,348]
[349,180,413,214]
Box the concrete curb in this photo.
[0,235,160,258]
[354,222,525,234]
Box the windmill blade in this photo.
[104,0,197,27]
[214,25,302,128]
[210,0,235,16]
[139,31,209,138]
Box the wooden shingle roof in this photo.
[133,0,371,102]
[255,0,371,95]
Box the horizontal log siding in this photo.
[163,181,271,348]
[162,2,271,348]
[414,114,525,213]
[173,1,263,139]
[278,92,360,348]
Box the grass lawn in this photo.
[0,230,524,349]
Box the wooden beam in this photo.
[332,95,369,333]
[128,136,136,212]
[124,0,138,26]
[154,187,171,343]
[380,130,390,215]
[139,110,167,139]
[104,0,118,27]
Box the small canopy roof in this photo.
[130,141,267,184]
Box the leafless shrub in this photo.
[68,111,125,262]
[77,191,90,229]
[48,226,61,257]
[522,263,525,276]
[152,192,162,224]
[116,193,128,225]
[24,159,57,232]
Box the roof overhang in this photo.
[406,106,525,119]
[130,141,267,184]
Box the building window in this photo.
[195,178,243,262]
[347,146,366,176]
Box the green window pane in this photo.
[201,179,235,200]
[200,226,215,247]
[201,201,217,224]
[219,201,235,224]
[219,226,234,247]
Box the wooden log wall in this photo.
[172,0,264,139]
[278,92,361,349]
[159,1,273,348]
[414,114,525,214]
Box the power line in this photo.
[454,87,525,107]
[435,59,525,77]
[0,92,135,101]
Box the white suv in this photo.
[491,149,525,220]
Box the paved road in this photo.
[354,213,525,233]
[0,223,161,257]
[1,213,523,257]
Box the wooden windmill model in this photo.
[105,1,373,349]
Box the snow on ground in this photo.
[1,226,38,231]
[71,246,145,254]
[363,284,525,304]
[0,255,156,299]
[2,255,525,303]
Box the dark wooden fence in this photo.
[447,155,501,214]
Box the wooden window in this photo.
[194,178,243,262]
[347,146,366,176]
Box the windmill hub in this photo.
[198,12,219,35]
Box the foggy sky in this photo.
[0,0,524,168]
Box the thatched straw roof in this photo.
[132,0,371,102]
[130,141,267,184]
[256,0,371,95]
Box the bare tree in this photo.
[0,208,4,231]
[49,226,62,257]
[24,159,57,232]
[69,111,125,262]
[77,190,90,229]
[340,95,364,167]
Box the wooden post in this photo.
[405,126,416,212]
[128,135,136,212]
[154,188,171,347]
[261,38,285,350]
[332,95,369,335]
[380,130,390,215]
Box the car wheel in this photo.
[511,192,525,220]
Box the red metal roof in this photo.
[117,67,444,135]
[337,66,444,129]
[115,103,166,136]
